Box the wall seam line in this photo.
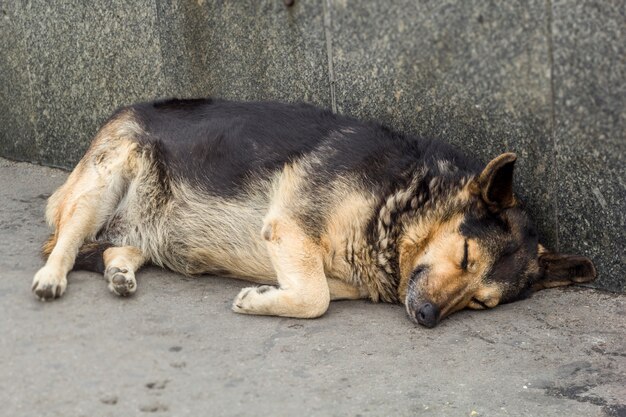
[322,0,337,113]
[151,0,167,97]
[546,0,559,251]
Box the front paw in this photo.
[232,285,275,314]
[32,266,67,301]
[105,267,137,297]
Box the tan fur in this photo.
[233,216,330,318]
[228,162,370,316]
[397,180,474,301]
[318,188,376,299]
[398,213,497,320]
[262,162,375,302]
[327,278,369,300]
[226,160,375,315]
[103,246,145,272]
[161,180,277,281]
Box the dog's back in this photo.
[131,98,339,197]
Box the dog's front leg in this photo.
[232,217,330,319]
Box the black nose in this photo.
[415,302,440,328]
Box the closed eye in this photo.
[460,239,469,270]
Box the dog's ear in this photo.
[532,245,597,291]
[470,153,517,211]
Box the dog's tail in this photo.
[73,242,114,273]
[42,237,113,273]
[41,233,57,260]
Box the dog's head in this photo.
[400,153,596,328]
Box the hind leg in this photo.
[102,246,146,296]
[32,181,126,300]
[33,184,113,300]
[32,113,140,300]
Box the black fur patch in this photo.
[460,205,540,303]
[73,242,114,273]
[129,98,484,204]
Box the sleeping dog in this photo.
[32,98,596,327]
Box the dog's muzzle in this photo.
[406,265,440,328]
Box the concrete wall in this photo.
[1,1,623,292]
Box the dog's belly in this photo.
[171,208,277,283]
[102,173,276,283]
[161,182,278,283]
